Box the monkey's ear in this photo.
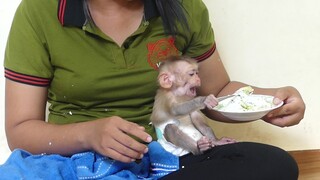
[158,72,174,89]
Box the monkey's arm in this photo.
[170,96,206,116]
[164,124,201,155]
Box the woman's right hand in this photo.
[6,80,152,163]
[84,116,152,163]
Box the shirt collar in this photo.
[58,0,159,27]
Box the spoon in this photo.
[217,86,254,102]
[217,94,237,102]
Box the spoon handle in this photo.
[217,94,236,102]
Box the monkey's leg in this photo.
[190,112,237,147]
[164,124,201,155]
[190,112,216,140]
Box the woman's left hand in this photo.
[263,86,305,127]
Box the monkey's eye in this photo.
[188,71,198,76]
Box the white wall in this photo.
[0,0,21,164]
[203,0,320,151]
[1,0,319,164]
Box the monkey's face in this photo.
[173,64,201,98]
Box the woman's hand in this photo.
[85,116,152,163]
[5,80,152,163]
[263,86,305,127]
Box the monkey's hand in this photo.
[210,137,237,147]
[197,136,212,153]
[203,94,219,109]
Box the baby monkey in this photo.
[151,57,236,156]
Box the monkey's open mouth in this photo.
[189,87,197,97]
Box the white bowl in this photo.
[212,94,284,121]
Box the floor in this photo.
[289,149,320,180]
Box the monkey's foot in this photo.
[197,136,212,153]
[211,137,237,147]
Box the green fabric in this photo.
[4,0,215,139]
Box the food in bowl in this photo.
[212,86,283,121]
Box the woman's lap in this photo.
[161,142,298,180]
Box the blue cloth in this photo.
[0,141,179,180]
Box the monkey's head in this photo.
[158,57,201,98]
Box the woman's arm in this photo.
[197,50,305,127]
[5,79,152,162]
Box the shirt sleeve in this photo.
[182,0,216,62]
[4,0,52,86]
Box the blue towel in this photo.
[0,141,179,180]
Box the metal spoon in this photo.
[217,94,237,102]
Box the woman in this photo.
[4,0,305,179]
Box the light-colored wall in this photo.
[0,0,319,163]
[0,0,21,164]
[203,0,320,151]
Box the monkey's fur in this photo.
[151,57,236,156]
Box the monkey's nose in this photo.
[196,78,201,85]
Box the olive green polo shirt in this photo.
[4,0,215,138]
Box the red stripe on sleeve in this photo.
[194,43,216,62]
[58,0,67,25]
[4,69,51,87]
